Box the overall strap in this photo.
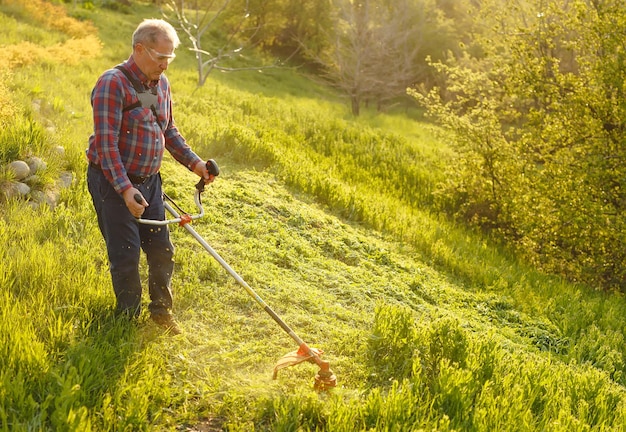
[115,65,162,130]
[115,65,144,112]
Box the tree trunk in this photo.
[351,95,360,116]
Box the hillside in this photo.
[3,2,626,431]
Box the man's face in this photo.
[136,37,176,81]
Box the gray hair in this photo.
[132,19,180,48]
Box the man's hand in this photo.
[193,159,217,184]
[123,187,148,217]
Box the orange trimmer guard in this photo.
[273,346,323,379]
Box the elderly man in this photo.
[86,19,215,334]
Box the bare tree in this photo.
[305,0,434,116]
[322,0,378,116]
[367,0,433,110]
[161,0,280,87]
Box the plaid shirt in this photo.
[86,56,201,194]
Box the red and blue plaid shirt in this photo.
[86,56,201,194]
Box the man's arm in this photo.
[159,77,205,173]
[91,70,147,217]
[91,70,135,195]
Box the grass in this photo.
[3,1,626,431]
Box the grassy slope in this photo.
[3,2,626,431]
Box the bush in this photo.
[0,71,18,128]
[4,0,96,37]
[366,303,417,385]
[0,118,47,166]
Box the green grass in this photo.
[3,1,626,431]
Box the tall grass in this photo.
[3,1,626,431]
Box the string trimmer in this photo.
[134,160,337,391]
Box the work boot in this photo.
[151,313,182,335]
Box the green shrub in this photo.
[569,324,626,384]
[0,72,18,128]
[0,117,46,165]
[366,303,418,385]
[419,316,470,381]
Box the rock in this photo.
[0,154,74,208]
[15,182,30,196]
[29,190,45,210]
[8,160,31,181]
[45,190,60,208]
[24,175,41,186]
[30,190,46,204]
[0,182,16,201]
[52,146,65,157]
[26,156,47,174]
[31,189,58,208]
[58,171,74,189]
[0,181,30,200]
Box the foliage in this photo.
[412,0,626,291]
[0,71,18,129]
[0,118,47,166]
[3,0,96,37]
[156,0,485,117]
[6,36,102,69]
[1,0,101,69]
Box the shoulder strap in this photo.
[115,65,144,112]
[114,64,163,130]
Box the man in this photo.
[86,19,215,334]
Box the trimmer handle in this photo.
[195,159,220,192]
[132,159,219,226]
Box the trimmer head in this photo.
[314,367,337,391]
[273,344,337,391]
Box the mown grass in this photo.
[2,1,626,431]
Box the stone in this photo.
[30,190,46,204]
[52,146,65,157]
[0,181,30,200]
[45,190,60,208]
[8,160,31,181]
[58,171,74,189]
[24,175,41,186]
[15,182,30,196]
[26,156,47,174]
[31,189,57,208]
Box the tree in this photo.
[269,0,334,62]
[320,0,377,116]
[305,0,445,116]
[412,0,626,291]
[367,0,443,110]
[161,0,278,86]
